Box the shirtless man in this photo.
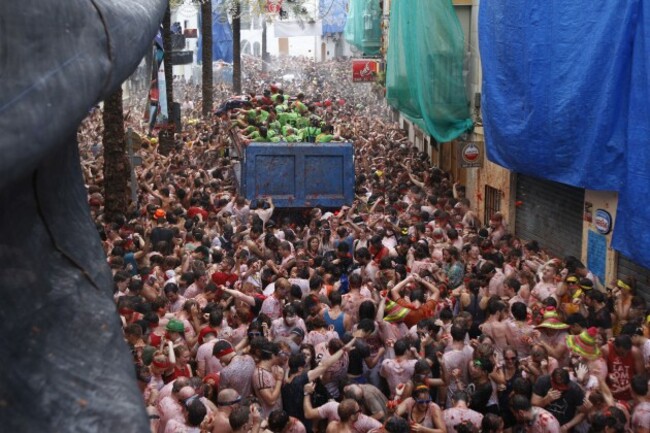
[531,264,559,305]
[325,400,362,433]
[203,388,241,433]
[511,395,561,433]
[479,299,511,351]
[506,302,537,358]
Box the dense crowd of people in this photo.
[77,57,650,433]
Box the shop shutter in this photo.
[515,174,584,259]
[616,253,650,301]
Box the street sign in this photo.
[352,59,379,82]
[457,140,484,168]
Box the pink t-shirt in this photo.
[317,402,382,433]
[220,354,256,398]
[252,366,282,418]
[342,289,372,323]
[380,358,417,398]
[442,407,483,432]
[163,419,200,433]
[304,329,339,347]
[315,341,349,398]
[633,401,650,431]
[271,317,307,339]
[196,340,223,377]
[487,269,506,297]
[442,345,474,407]
[261,296,283,320]
[157,396,184,433]
[155,381,174,406]
[524,407,561,433]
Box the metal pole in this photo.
[127,127,138,206]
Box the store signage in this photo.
[594,209,612,235]
[352,59,379,82]
[458,141,484,168]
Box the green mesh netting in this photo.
[386,0,473,143]
[343,0,381,56]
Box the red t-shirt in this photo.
[187,206,208,220]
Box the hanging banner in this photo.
[274,21,322,37]
[457,140,484,168]
[352,59,379,82]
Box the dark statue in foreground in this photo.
[0,1,166,431]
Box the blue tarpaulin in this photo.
[613,0,650,268]
[320,0,348,35]
[198,0,233,63]
[480,0,650,269]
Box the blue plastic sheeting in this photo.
[612,0,650,268]
[480,0,635,191]
[480,0,650,269]
[198,0,233,63]
[320,0,349,35]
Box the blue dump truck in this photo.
[231,134,355,208]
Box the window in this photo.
[484,185,502,227]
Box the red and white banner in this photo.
[352,59,379,82]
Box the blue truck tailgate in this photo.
[238,142,355,208]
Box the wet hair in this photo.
[212,340,233,358]
[590,406,627,433]
[614,334,632,351]
[337,399,359,422]
[186,398,207,426]
[511,377,532,398]
[587,289,605,303]
[328,290,342,306]
[511,394,532,411]
[268,410,290,432]
[454,421,479,433]
[358,300,376,321]
[384,416,410,433]
[393,339,409,357]
[524,240,540,253]
[453,390,469,402]
[358,318,376,334]
[439,308,453,321]
[481,413,502,433]
[566,313,587,328]
[288,353,307,375]
[229,406,250,430]
[505,277,521,293]
[450,325,466,342]
[511,302,528,321]
[209,309,224,327]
